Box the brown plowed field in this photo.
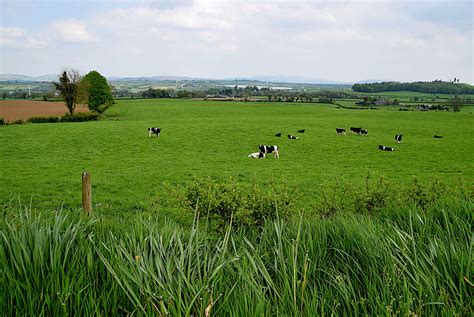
[0,100,89,122]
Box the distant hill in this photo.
[227,75,351,85]
[0,74,58,82]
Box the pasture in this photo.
[1,99,473,219]
[1,98,472,315]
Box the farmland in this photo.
[1,98,473,315]
[1,99,473,216]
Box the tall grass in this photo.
[1,199,472,315]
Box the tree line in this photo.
[352,81,474,94]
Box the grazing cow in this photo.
[148,127,162,138]
[336,128,346,135]
[350,127,362,134]
[433,135,443,138]
[360,129,368,135]
[297,129,305,133]
[379,145,395,151]
[258,145,280,158]
[248,152,265,159]
[395,134,403,143]
[288,134,299,140]
[275,132,282,137]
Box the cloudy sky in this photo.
[0,0,472,83]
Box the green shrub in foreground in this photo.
[1,198,471,316]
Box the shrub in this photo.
[0,117,5,125]
[183,177,296,230]
[61,112,99,122]
[9,119,24,125]
[28,116,60,123]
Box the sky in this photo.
[0,0,473,83]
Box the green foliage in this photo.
[61,112,99,122]
[0,117,5,125]
[352,81,474,94]
[1,198,472,315]
[81,71,114,115]
[182,177,296,229]
[28,116,61,123]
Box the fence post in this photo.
[82,171,92,216]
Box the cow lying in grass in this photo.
[288,135,299,140]
[379,145,395,151]
[258,145,280,158]
[148,127,162,138]
[248,152,265,159]
[395,134,403,143]
[336,128,346,135]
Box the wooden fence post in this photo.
[82,171,92,216]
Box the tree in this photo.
[54,69,82,115]
[81,71,114,115]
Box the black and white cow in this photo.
[288,134,299,140]
[433,135,443,139]
[395,134,403,143]
[297,129,306,133]
[350,127,362,134]
[379,145,395,151]
[275,132,282,137]
[360,129,368,135]
[336,128,346,135]
[258,145,280,158]
[148,127,162,138]
[248,152,265,159]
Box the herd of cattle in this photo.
[147,126,442,159]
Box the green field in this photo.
[1,99,473,216]
[1,99,472,315]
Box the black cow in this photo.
[360,129,368,135]
[350,127,362,134]
[379,145,395,151]
[395,134,403,143]
[433,135,443,138]
[148,127,162,138]
[275,132,282,137]
[297,129,305,133]
[258,145,280,158]
[288,134,299,140]
[336,128,346,135]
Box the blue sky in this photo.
[1,0,472,83]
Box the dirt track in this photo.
[0,100,89,122]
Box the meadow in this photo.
[1,99,473,315]
[1,99,473,217]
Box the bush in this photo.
[9,119,24,125]
[0,117,5,125]
[61,112,99,122]
[28,116,60,123]
[183,177,296,230]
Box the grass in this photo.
[1,98,472,315]
[0,198,471,316]
[1,99,473,214]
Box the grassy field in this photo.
[1,99,473,218]
[1,98,472,315]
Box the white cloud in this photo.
[49,20,97,44]
[0,27,46,48]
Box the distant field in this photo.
[0,100,89,122]
[1,99,473,218]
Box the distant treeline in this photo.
[131,86,358,100]
[352,81,474,94]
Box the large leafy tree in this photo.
[81,71,114,115]
[54,68,82,115]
